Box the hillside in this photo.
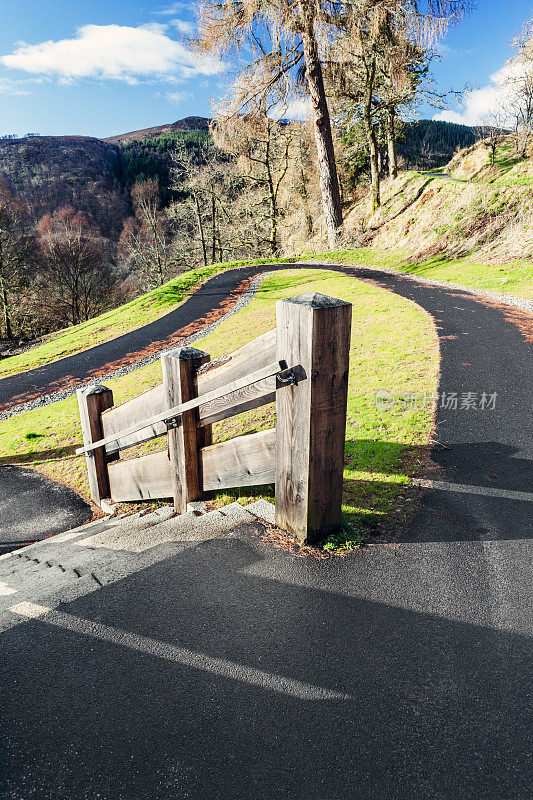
[0,135,128,237]
[104,116,211,146]
[0,118,484,238]
[329,134,533,298]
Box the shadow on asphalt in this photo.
[1,532,529,800]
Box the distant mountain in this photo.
[0,120,213,236]
[104,116,211,146]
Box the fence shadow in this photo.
[1,535,529,798]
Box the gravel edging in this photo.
[0,272,273,420]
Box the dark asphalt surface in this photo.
[1,264,532,798]
[0,466,91,554]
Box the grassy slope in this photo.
[0,258,292,381]
[0,269,439,552]
[307,138,533,300]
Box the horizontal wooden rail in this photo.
[108,450,172,502]
[99,328,278,455]
[198,376,275,427]
[197,329,276,395]
[201,428,275,491]
[107,428,276,502]
[76,361,284,457]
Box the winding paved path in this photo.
[1,262,532,545]
[1,264,531,798]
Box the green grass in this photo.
[0,268,439,553]
[0,257,294,380]
[305,248,533,301]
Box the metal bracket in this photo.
[166,417,180,430]
[277,369,297,386]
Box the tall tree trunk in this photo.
[387,107,398,179]
[211,193,216,263]
[363,108,380,212]
[194,194,208,266]
[363,62,380,213]
[300,15,343,249]
[0,275,13,339]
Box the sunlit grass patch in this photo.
[310,248,533,301]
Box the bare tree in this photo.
[119,179,175,288]
[326,1,472,212]
[508,21,533,157]
[0,177,34,339]
[480,108,509,166]
[212,112,294,256]
[195,0,343,248]
[37,207,113,327]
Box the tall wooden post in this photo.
[275,293,352,544]
[161,346,211,514]
[77,384,115,507]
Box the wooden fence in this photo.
[77,292,351,544]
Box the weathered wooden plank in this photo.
[101,383,166,454]
[201,428,276,491]
[198,375,275,427]
[108,428,276,501]
[162,347,210,514]
[76,360,282,456]
[275,293,351,544]
[196,328,276,396]
[77,385,116,507]
[108,450,172,502]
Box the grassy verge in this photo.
[0,269,439,553]
[0,257,294,380]
[304,248,533,301]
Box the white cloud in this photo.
[171,19,195,35]
[434,59,524,126]
[154,2,189,16]
[166,89,191,105]
[282,98,311,120]
[0,76,33,95]
[1,24,224,83]
[434,42,457,58]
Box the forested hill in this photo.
[398,120,480,169]
[0,135,128,238]
[0,118,485,238]
[0,117,484,211]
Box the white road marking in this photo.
[9,605,351,701]
[0,581,18,596]
[8,601,50,618]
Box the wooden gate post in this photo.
[161,346,211,514]
[77,384,115,507]
[275,293,352,544]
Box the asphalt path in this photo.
[1,264,532,798]
[0,466,91,554]
[421,171,469,183]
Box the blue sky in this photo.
[0,1,532,138]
